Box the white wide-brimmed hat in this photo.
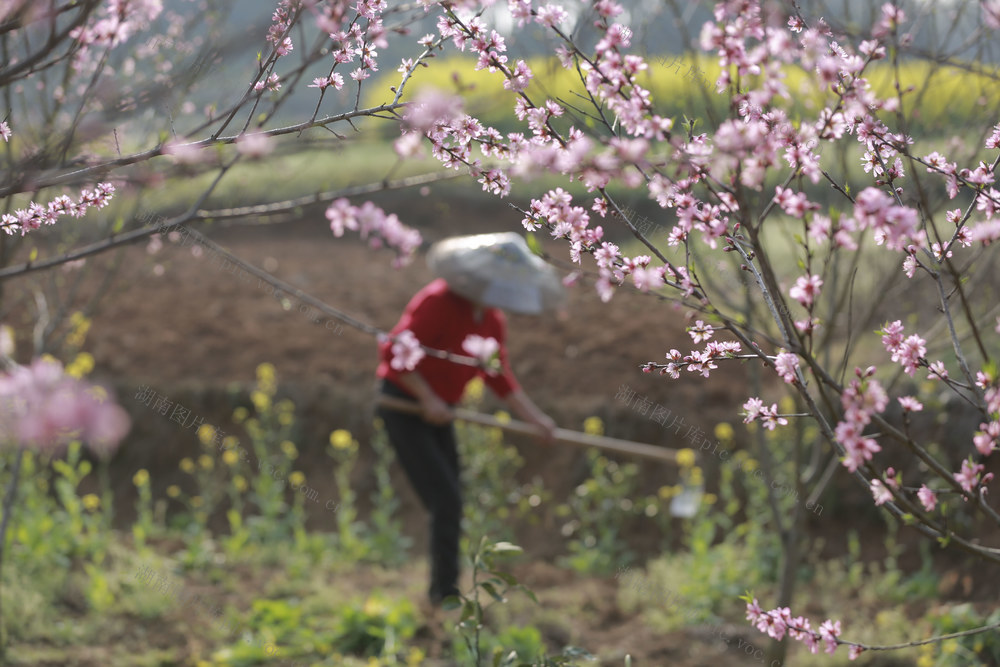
[427,232,565,315]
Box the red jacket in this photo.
[377,279,520,404]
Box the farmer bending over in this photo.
[376,232,561,609]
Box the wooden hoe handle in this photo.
[376,394,680,464]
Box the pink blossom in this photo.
[745,598,763,624]
[789,274,823,308]
[402,88,463,134]
[0,358,130,457]
[324,198,421,265]
[987,123,1000,150]
[986,386,1000,415]
[954,459,984,493]
[631,266,663,292]
[254,72,281,92]
[773,186,817,218]
[880,320,904,354]
[898,396,923,412]
[927,360,948,381]
[894,334,926,376]
[870,479,892,506]
[394,132,424,159]
[162,139,202,164]
[818,619,841,654]
[774,351,799,384]
[0,121,10,142]
[758,608,791,641]
[848,645,864,660]
[743,397,764,423]
[389,330,425,372]
[535,4,568,27]
[1,183,116,236]
[235,132,274,158]
[462,334,500,367]
[688,320,713,344]
[917,485,937,512]
[973,421,1000,457]
[788,616,812,642]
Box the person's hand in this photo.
[420,393,454,425]
[533,414,558,444]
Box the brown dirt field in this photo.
[2,188,995,666]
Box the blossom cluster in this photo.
[745,598,862,660]
[324,198,421,268]
[266,0,297,57]
[741,397,788,431]
[69,0,163,50]
[879,320,927,377]
[0,357,130,457]
[833,367,887,472]
[385,330,424,372]
[0,183,116,236]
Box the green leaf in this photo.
[493,571,519,586]
[480,582,504,602]
[525,232,542,256]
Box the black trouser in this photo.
[377,379,462,604]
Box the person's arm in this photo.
[394,370,454,425]
[504,389,557,443]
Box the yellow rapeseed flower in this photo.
[233,475,248,492]
[406,646,426,666]
[702,493,717,505]
[583,416,604,436]
[330,429,353,450]
[494,410,511,424]
[657,485,676,500]
[222,450,239,466]
[363,597,386,617]
[256,362,276,382]
[132,469,149,487]
[197,424,216,446]
[232,406,249,423]
[676,448,696,468]
[689,466,704,484]
[277,399,295,413]
[191,496,203,507]
[198,455,213,470]
[66,352,95,378]
[743,458,758,472]
[278,412,294,426]
[714,422,735,442]
[166,485,181,498]
[464,376,485,403]
[82,493,101,511]
[289,471,305,487]
[251,390,271,412]
[280,440,298,459]
[179,458,196,473]
[66,312,91,348]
